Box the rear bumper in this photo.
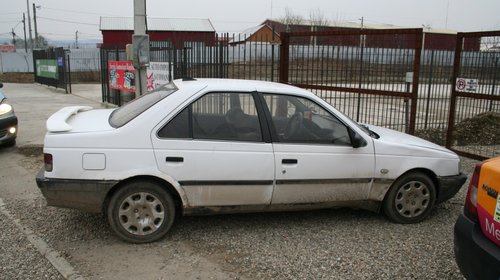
[36,168,118,213]
[454,213,500,280]
[436,172,467,203]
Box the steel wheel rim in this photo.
[118,192,165,236]
[394,180,430,218]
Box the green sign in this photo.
[36,59,58,79]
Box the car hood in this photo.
[369,125,456,157]
[47,106,115,133]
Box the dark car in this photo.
[0,82,18,146]
[454,157,500,280]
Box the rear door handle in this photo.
[166,156,184,163]
[282,159,298,164]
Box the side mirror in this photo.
[0,82,3,88]
[350,129,367,148]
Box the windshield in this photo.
[109,82,178,128]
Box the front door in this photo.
[261,93,375,204]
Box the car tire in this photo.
[383,172,436,224]
[107,181,175,243]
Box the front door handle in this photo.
[166,156,184,163]
[282,159,298,164]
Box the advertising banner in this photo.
[36,59,58,79]
[108,61,136,92]
[146,62,172,91]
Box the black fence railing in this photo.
[447,31,500,160]
[97,30,500,159]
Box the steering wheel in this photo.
[284,112,304,140]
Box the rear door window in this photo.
[159,92,263,142]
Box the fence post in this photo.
[408,29,423,135]
[219,40,224,78]
[66,50,72,93]
[424,49,435,129]
[279,32,289,84]
[446,33,464,149]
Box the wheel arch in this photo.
[103,175,184,216]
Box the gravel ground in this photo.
[1,155,477,279]
[0,211,63,280]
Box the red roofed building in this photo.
[99,17,217,48]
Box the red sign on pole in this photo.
[108,61,136,92]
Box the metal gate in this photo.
[279,29,423,134]
[33,47,71,93]
[446,31,500,160]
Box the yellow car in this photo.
[454,157,500,280]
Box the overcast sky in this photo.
[1,0,500,41]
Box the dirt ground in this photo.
[0,72,99,83]
[0,72,34,83]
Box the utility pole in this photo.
[32,3,38,48]
[22,13,28,52]
[26,0,33,52]
[75,31,78,48]
[359,16,365,48]
[11,28,16,45]
[133,0,148,97]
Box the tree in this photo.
[309,9,330,27]
[281,7,304,31]
[34,35,49,48]
[12,35,50,49]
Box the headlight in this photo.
[0,103,13,115]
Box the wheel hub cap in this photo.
[118,192,165,236]
[395,181,430,218]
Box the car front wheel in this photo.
[107,181,175,243]
[383,172,436,224]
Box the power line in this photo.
[41,6,120,17]
[37,16,99,26]
[0,12,23,15]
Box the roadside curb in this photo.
[0,198,85,280]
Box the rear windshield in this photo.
[109,82,178,128]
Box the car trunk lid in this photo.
[47,106,115,133]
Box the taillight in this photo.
[464,162,484,221]
[44,153,53,172]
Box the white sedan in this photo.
[36,79,466,243]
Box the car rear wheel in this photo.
[383,172,436,224]
[107,181,175,243]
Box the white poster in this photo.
[147,62,173,91]
[455,78,479,93]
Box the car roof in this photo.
[173,78,308,96]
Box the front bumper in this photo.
[436,172,467,203]
[0,114,17,144]
[454,213,500,280]
[36,168,118,213]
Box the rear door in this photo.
[152,91,275,207]
[477,158,500,246]
[260,93,376,204]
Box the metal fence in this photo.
[279,29,422,134]
[97,30,500,159]
[447,31,500,160]
[33,47,71,93]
